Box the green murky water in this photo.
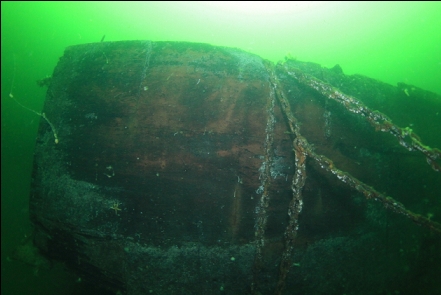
[2,2,440,294]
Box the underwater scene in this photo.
[2,2,441,295]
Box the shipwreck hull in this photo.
[30,41,441,294]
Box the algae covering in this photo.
[29,41,441,295]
